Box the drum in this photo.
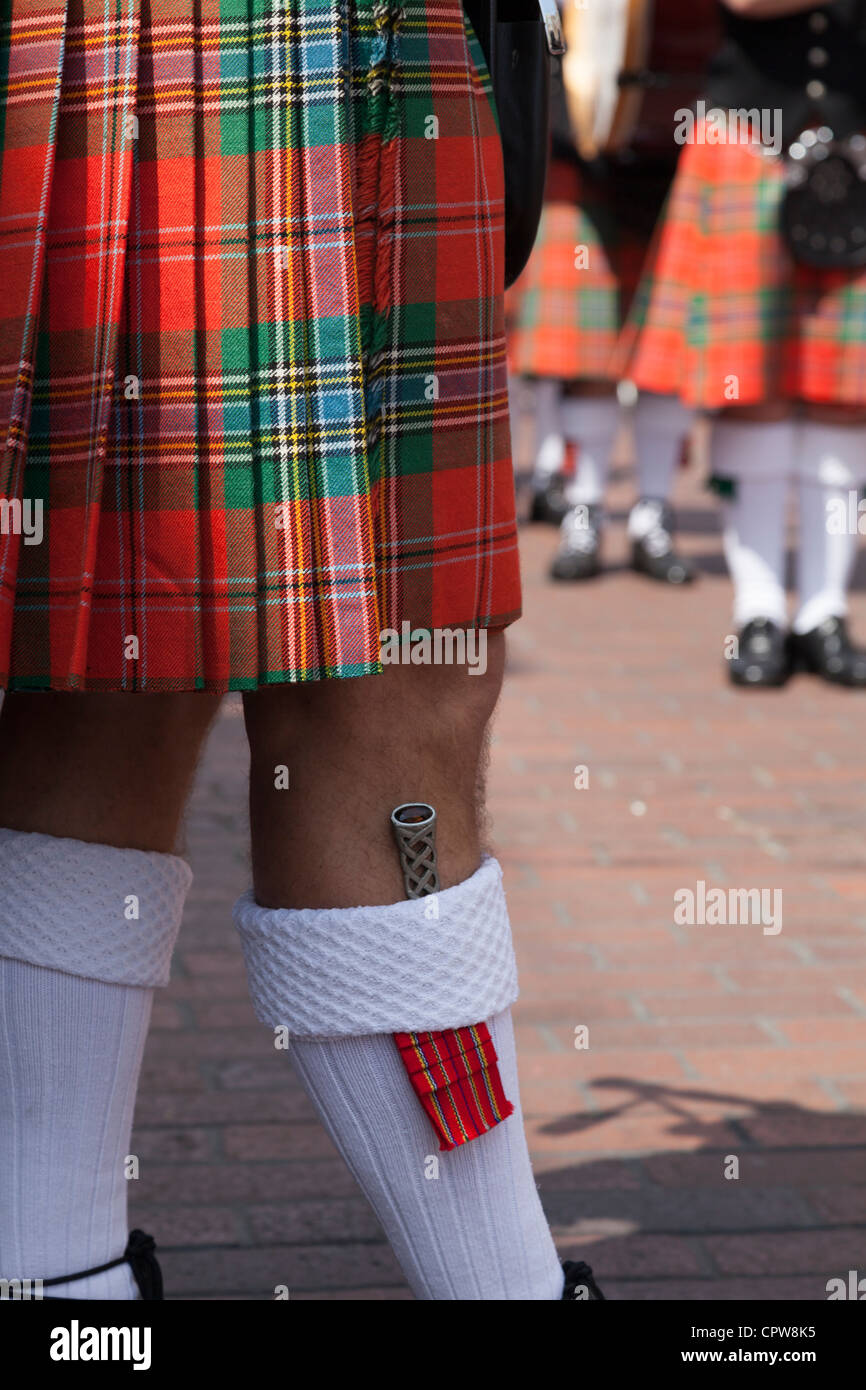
[562,0,721,161]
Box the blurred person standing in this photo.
[618,0,866,686]
[507,10,710,586]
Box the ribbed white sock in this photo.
[560,395,619,507]
[629,392,694,538]
[723,477,791,628]
[793,422,866,634]
[0,830,191,1299]
[712,419,795,628]
[290,1009,563,1301]
[234,856,563,1301]
[530,378,565,486]
[793,478,857,633]
[0,960,152,1299]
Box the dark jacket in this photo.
[706,1,866,144]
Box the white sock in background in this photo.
[629,392,694,539]
[794,478,859,634]
[560,394,619,507]
[290,1009,563,1301]
[529,378,565,488]
[793,421,866,635]
[235,856,564,1301]
[507,373,525,466]
[0,830,191,1299]
[723,476,791,628]
[711,419,796,629]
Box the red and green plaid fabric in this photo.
[506,157,655,385]
[0,0,521,691]
[395,1021,514,1152]
[616,127,866,408]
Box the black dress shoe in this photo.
[728,618,792,688]
[530,476,571,527]
[561,1260,605,1300]
[790,616,866,687]
[549,503,602,582]
[629,498,695,585]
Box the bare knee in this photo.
[0,692,222,851]
[244,629,505,758]
[0,690,220,760]
[243,631,507,907]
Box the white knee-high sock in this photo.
[0,830,191,1299]
[560,395,619,507]
[712,419,796,628]
[289,1009,562,1301]
[235,856,564,1301]
[723,477,791,628]
[793,422,866,634]
[794,478,858,634]
[530,378,565,486]
[629,392,694,538]
[0,961,152,1299]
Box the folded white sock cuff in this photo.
[0,828,192,988]
[234,854,519,1037]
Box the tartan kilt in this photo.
[506,158,655,383]
[0,0,520,692]
[616,128,866,408]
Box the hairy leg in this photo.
[0,691,223,851]
[238,632,565,1299]
[243,632,505,909]
[0,691,221,1297]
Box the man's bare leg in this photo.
[0,693,221,1297]
[236,634,567,1300]
[243,637,504,909]
[0,692,222,851]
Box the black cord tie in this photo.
[39,1229,163,1300]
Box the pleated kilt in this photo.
[506,157,661,383]
[616,126,866,408]
[0,0,520,691]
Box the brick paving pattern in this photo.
[131,452,866,1299]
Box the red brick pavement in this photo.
[131,456,866,1299]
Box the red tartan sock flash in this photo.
[390,803,514,1151]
